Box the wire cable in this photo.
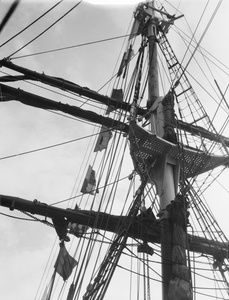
[0,1,62,47]
[0,131,102,161]
[0,211,35,221]
[11,35,130,60]
[0,0,20,33]
[7,1,82,58]
[175,0,223,85]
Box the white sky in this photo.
[1,1,229,300]
[85,0,140,4]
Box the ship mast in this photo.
[135,1,189,299]
[147,3,176,299]
[1,2,229,299]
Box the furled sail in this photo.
[55,242,78,281]
[80,165,96,195]
[94,125,112,152]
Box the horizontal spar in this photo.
[0,58,146,116]
[0,194,227,260]
[2,60,229,147]
[0,83,129,133]
[0,194,160,242]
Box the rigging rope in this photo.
[0,131,103,161]
[0,0,20,33]
[10,35,130,60]
[0,0,63,47]
[7,1,82,58]
[179,0,211,67]
[50,176,129,206]
[174,0,223,86]
[0,211,36,221]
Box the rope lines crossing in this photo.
[0,0,63,47]
[173,0,223,86]
[0,131,107,161]
[7,1,82,58]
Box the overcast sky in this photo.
[1,1,229,300]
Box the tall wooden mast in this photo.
[1,2,229,299]
[144,2,188,299]
[147,3,175,299]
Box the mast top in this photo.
[133,1,183,37]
